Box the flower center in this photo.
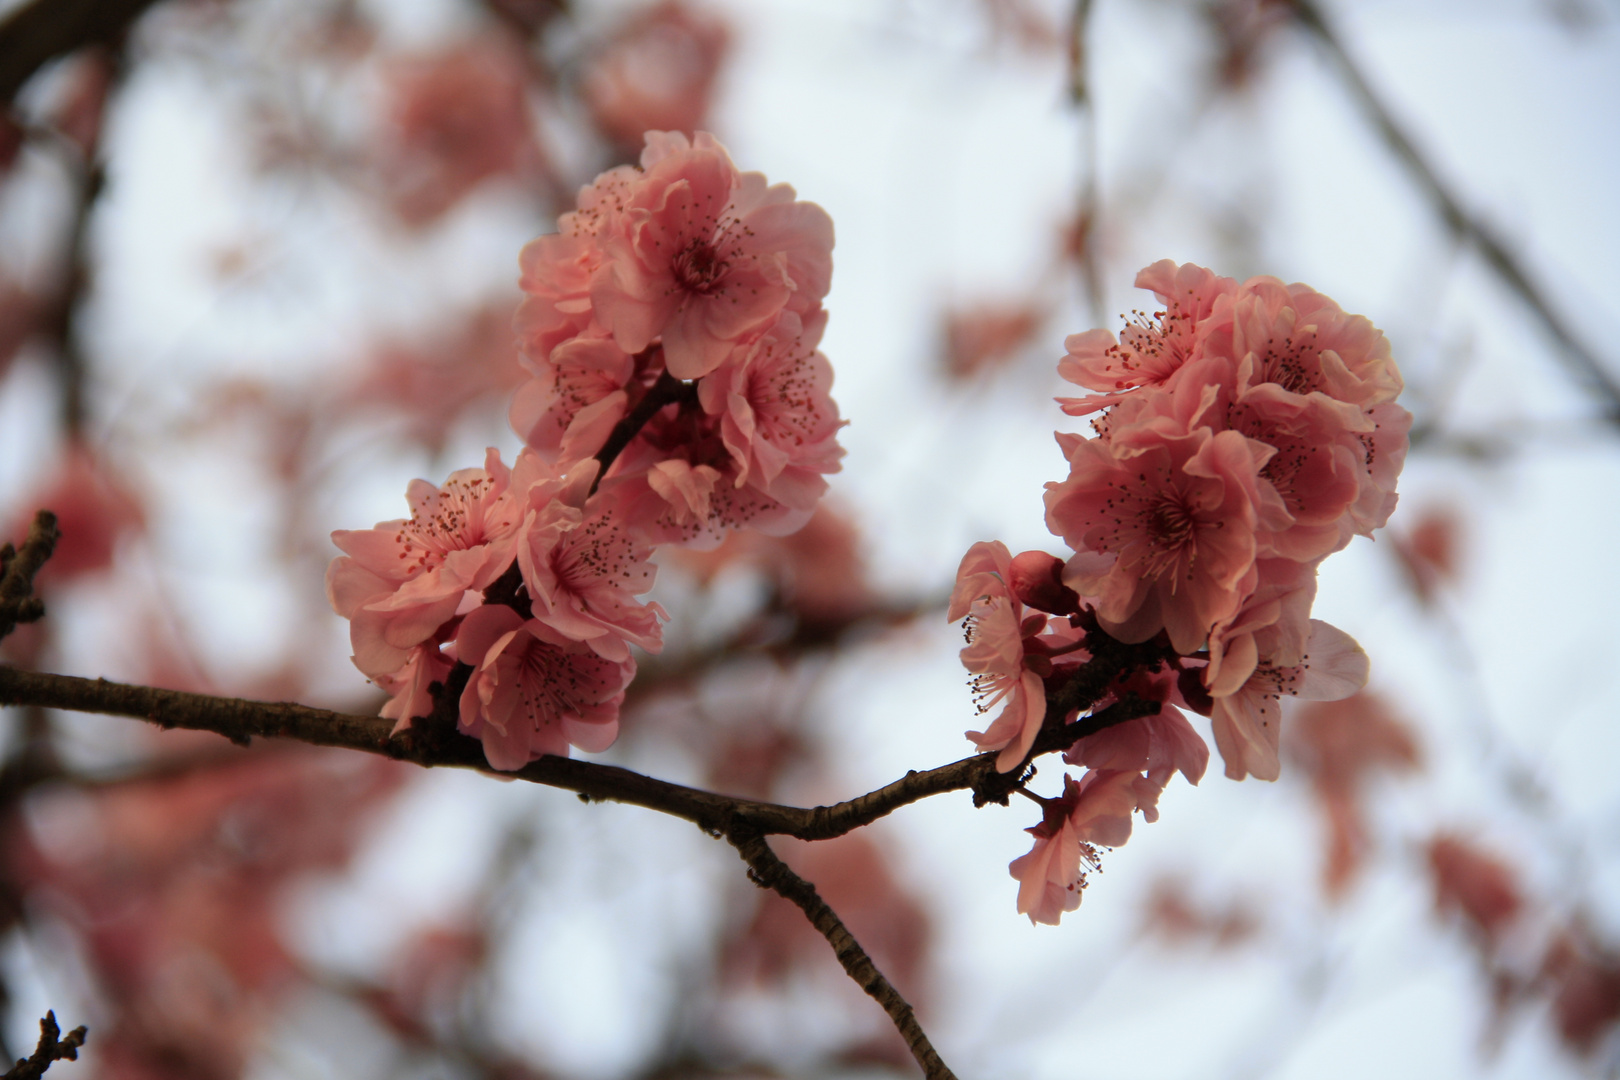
[672,239,729,296]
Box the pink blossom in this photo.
[376,641,455,734]
[697,309,844,510]
[1220,276,1404,408]
[514,166,640,367]
[581,1,731,152]
[517,480,668,661]
[326,448,522,678]
[455,604,634,771]
[1057,260,1238,415]
[1064,666,1210,822]
[1209,618,1369,781]
[1045,407,1279,653]
[590,131,834,380]
[950,541,1049,773]
[509,329,636,464]
[1009,770,1141,926]
[1201,558,1318,698]
[381,39,541,225]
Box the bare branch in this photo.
[0,511,59,642]
[0,0,158,107]
[1284,0,1620,422]
[2,1012,86,1080]
[729,829,957,1080]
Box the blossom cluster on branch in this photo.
[328,132,842,771]
[954,260,1413,924]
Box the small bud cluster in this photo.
[954,261,1411,924]
[328,132,842,770]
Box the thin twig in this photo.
[0,512,59,642]
[729,829,958,1080]
[1284,0,1620,422]
[2,1012,86,1080]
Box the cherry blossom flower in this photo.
[509,329,637,464]
[697,308,844,510]
[950,541,1050,772]
[1057,260,1238,415]
[1009,770,1141,925]
[590,131,834,379]
[1208,618,1369,781]
[377,640,455,733]
[517,480,667,661]
[1045,405,1282,653]
[326,448,523,679]
[455,603,634,771]
[1064,666,1210,821]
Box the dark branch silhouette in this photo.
[2,1012,86,1080]
[0,512,59,642]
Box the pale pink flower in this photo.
[376,641,455,734]
[697,309,844,510]
[590,131,834,379]
[1009,770,1141,926]
[1220,276,1404,408]
[1064,666,1209,822]
[1201,558,1318,699]
[514,166,641,366]
[327,448,523,678]
[455,604,634,771]
[581,1,731,152]
[517,479,667,661]
[509,330,636,464]
[1045,408,1280,653]
[1057,260,1238,415]
[950,541,1049,773]
[1209,618,1369,781]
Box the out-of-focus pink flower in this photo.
[1288,691,1419,897]
[455,603,634,770]
[346,302,529,453]
[698,309,845,509]
[582,1,731,152]
[1058,260,1238,415]
[1392,504,1463,604]
[1141,876,1260,947]
[1045,407,1280,653]
[1208,618,1368,781]
[590,131,834,379]
[942,301,1045,378]
[382,39,542,225]
[12,443,146,581]
[1542,928,1620,1055]
[1009,770,1140,925]
[326,448,523,679]
[1427,834,1523,942]
[950,541,1050,772]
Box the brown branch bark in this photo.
[0,0,157,107]
[0,512,59,642]
[1284,0,1620,422]
[730,829,957,1080]
[2,1012,85,1080]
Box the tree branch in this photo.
[1284,0,1620,422]
[0,511,59,642]
[729,829,957,1080]
[2,1012,85,1080]
[0,0,158,107]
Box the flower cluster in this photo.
[952,260,1409,924]
[329,132,842,770]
